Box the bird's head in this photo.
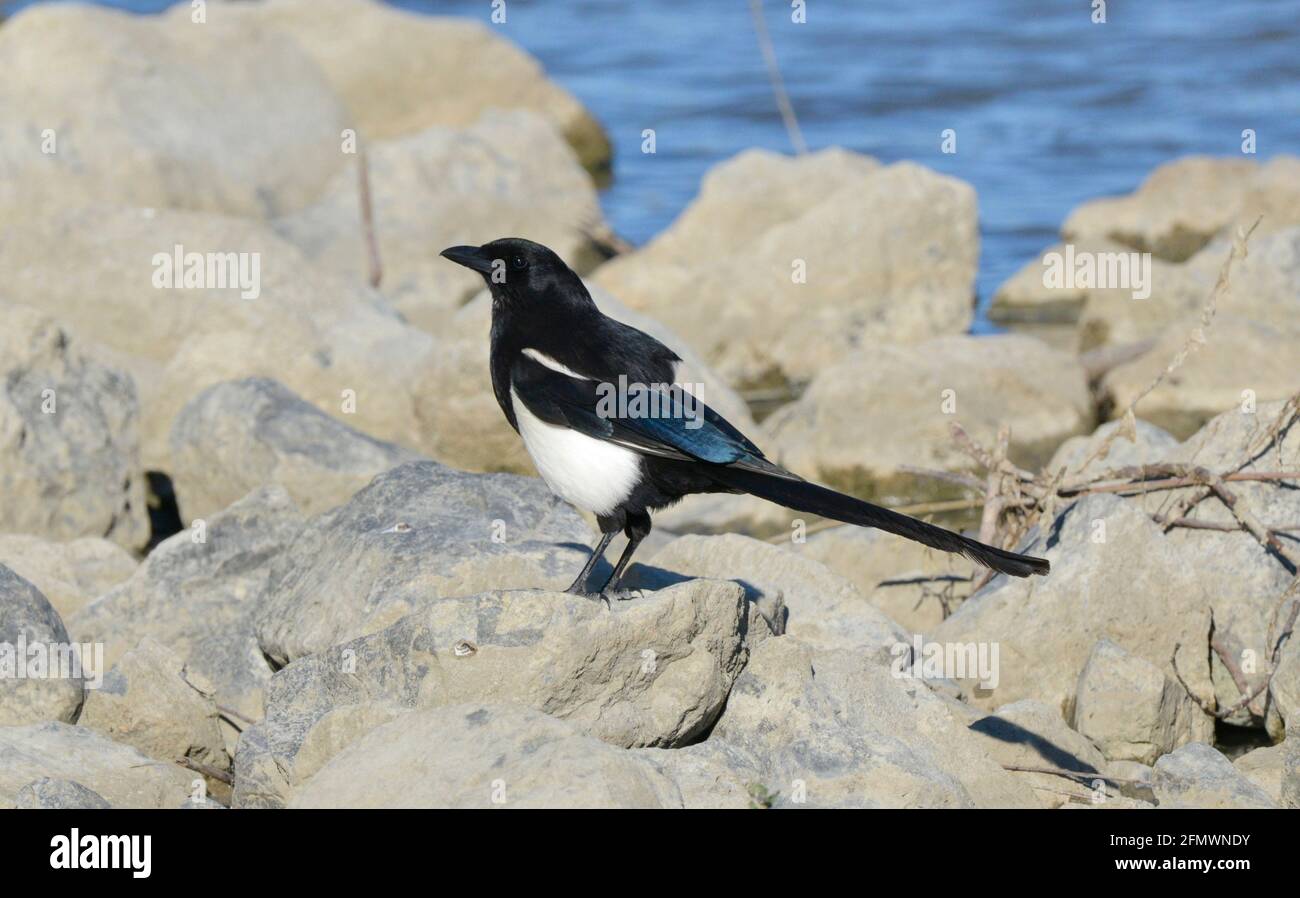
[439,237,588,310]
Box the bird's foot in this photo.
[565,586,610,607]
[602,588,645,603]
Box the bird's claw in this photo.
[603,588,645,603]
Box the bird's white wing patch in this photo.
[522,347,589,379]
[510,386,641,517]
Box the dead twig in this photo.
[358,146,382,288]
[175,757,234,786]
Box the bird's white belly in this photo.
[510,388,641,516]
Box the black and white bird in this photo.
[441,238,1049,599]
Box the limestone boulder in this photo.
[0,303,148,550]
[592,151,978,389]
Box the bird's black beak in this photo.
[439,245,496,275]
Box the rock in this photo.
[70,487,305,739]
[78,638,229,773]
[1157,401,1300,728]
[0,205,437,470]
[0,535,136,620]
[1151,742,1276,808]
[1233,743,1285,806]
[0,303,148,550]
[0,722,193,809]
[1284,730,1300,809]
[709,638,1040,808]
[274,110,606,332]
[762,333,1092,503]
[170,377,419,522]
[592,151,978,388]
[15,777,112,809]
[1062,156,1300,262]
[1270,634,1300,741]
[632,741,767,809]
[930,494,1213,715]
[236,580,754,807]
[417,283,756,475]
[1100,314,1300,439]
[223,0,610,172]
[288,704,679,809]
[795,525,971,632]
[0,565,84,726]
[968,699,1108,808]
[255,461,595,664]
[0,3,346,218]
[1045,418,1180,481]
[1072,639,1212,764]
[627,533,907,655]
[988,238,1200,327]
[1071,224,1300,352]
[1105,759,1157,803]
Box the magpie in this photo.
[441,238,1049,598]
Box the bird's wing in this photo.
[510,353,802,481]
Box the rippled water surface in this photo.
[8,0,1300,329]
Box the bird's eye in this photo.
[510,255,528,271]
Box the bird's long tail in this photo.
[710,466,1050,578]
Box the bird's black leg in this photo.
[565,529,617,596]
[595,512,651,598]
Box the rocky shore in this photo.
[1,0,1298,809]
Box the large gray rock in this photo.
[762,333,1092,503]
[968,699,1109,808]
[1272,639,1300,743]
[170,377,419,522]
[0,303,147,550]
[1233,743,1286,806]
[989,238,1205,330]
[288,704,678,809]
[1151,742,1276,808]
[632,741,769,809]
[15,777,112,809]
[592,151,978,388]
[1071,224,1300,353]
[70,487,305,740]
[0,205,437,470]
[1062,156,1300,262]
[0,722,193,810]
[628,533,907,655]
[0,565,84,727]
[219,0,610,172]
[0,3,347,218]
[708,638,1040,808]
[930,494,1213,715]
[418,284,756,475]
[794,524,977,632]
[1072,638,1212,764]
[1100,314,1300,440]
[275,110,607,333]
[236,580,755,807]
[0,534,136,620]
[1045,418,1180,480]
[1156,401,1300,729]
[78,638,229,774]
[255,461,595,664]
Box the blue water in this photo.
[6,0,1299,330]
